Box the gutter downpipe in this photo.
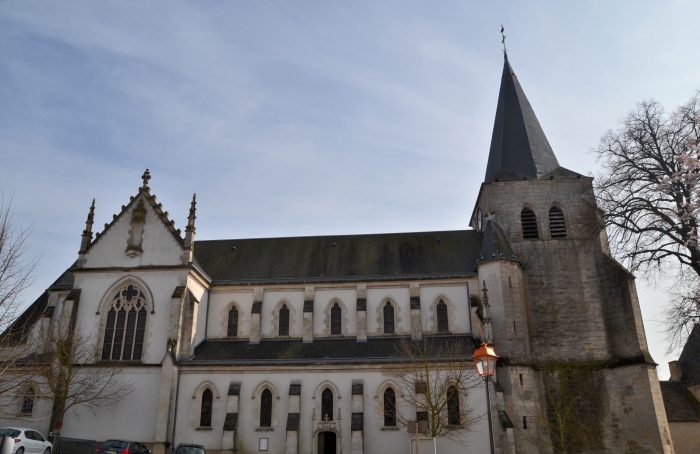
[171,367,182,450]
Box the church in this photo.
[2,54,676,454]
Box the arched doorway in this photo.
[317,431,337,454]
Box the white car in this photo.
[0,428,52,454]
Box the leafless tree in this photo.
[594,91,700,349]
[0,194,40,413]
[382,335,483,445]
[38,322,134,429]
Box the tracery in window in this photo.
[437,300,449,333]
[383,302,395,334]
[322,388,334,421]
[228,307,238,337]
[200,388,213,427]
[383,388,396,426]
[101,283,148,360]
[279,304,290,336]
[521,208,539,240]
[21,388,34,415]
[549,206,567,238]
[260,389,272,427]
[330,303,341,335]
[447,386,460,425]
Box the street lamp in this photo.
[473,343,499,454]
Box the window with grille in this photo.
[228,307,238,337]
[200,389,213,427]
[447,386,460,425]
[437,300,448,332]
[521,208,539,239]
[322,388,334,420]
[549,206,567,238]
[384,388,396,426]
[279,305,290,336]
[21,388,34,414]
[260,389,272,427]
[101,283,148,360]
[383,302,395,334]
[330,303,341,335]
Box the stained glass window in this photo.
[331,303,341,335]
[279,305,290,336]
[260,389,272,427]
[437,300,449,333]
[447,386,460,425]
[384,388,396,426]
[101,283,148,360]
[383,302,395,334]
[322,388,334,421]
[200,389,213,427]
[21,388,34,414]
[228,307,238,337]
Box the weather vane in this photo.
[501,25,507,57]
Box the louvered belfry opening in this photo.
[521,208,539,240]
[549,206,567,238]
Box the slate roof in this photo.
[484,55,578,183]
[187,335,476,365]
[476,220,519,265]
[660,381,700,422]
[1,291,50,345]
[679,324,700,387]
[193,230,484,285]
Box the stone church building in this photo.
[2,55,676,453]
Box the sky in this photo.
[2,1,699,379]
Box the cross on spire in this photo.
[141,169,152,188]
[501,25,507,58]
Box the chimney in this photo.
[669,361,682,381]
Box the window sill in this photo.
[381,426,400,431]
[195,427,212,431]
[256,427,274,432]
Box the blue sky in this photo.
[2,1,699,378]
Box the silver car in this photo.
[0,428,53,454]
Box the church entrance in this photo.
[317,431,336,454]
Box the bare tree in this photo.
[38,322,133,429]
[0,195,40,413]
[383,335,483,445]
[594,91,700,349]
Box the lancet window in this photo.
[200,389,213,427]
[279,304,290,336]
[437,300,449,332]
[260,389,272,427]
[330,303,341,335]
[383,302,395,334]
[21,388,34,415]
[521,208,539,239]
[322,388,334,421]
[383,388,396,426]
[101,283,148,361]
[549,206,567,238]
[228,307,238,337]
[447,386,460,425]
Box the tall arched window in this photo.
[200,389,213,427]
[383,388,396,426]
[279,304,290,336]
[101,283,148,360]
[383,302,395,334]
[549,206,567,238]
[21,388,34,415]
[260,389,272,427]
[322,388,334,421]
[437,300,449,333]
[228,307,238,337]
[330,303,341,335]
[447,386,460,425]
[521,208,539,240]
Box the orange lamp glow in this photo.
[473,343,499,377]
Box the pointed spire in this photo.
[79,199,96,254]
[484,55,561,182]
[186,193,197,234]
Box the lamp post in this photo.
[473,343,499,454]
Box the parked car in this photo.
[97,441,150,454]
[171,444,205,454]
[0,428,53,454]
